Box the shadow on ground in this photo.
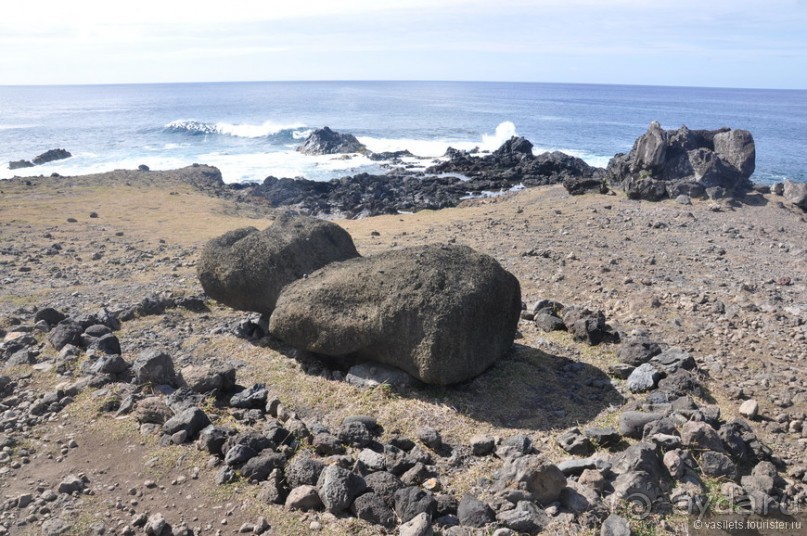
[252,332,624,433]
[437,343,625,431]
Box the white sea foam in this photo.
[481,121,518,150]
[359,121,521,158]
[197,151,382,183]
[0,124,35,131]
[164,119,307,138]
[292,129,313,140]
[215,120,307,138]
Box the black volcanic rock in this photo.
[606,122,755,200]
[428,137,602,186]
[32,148,72,165]
[238,136,603,218]
[297,127,367,155]
[8,160,35,170]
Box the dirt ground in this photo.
[0,168,805,535]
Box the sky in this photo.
[1,0,806,88]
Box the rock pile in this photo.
[1,283,803,534]
[606,122,756,201]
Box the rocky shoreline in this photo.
[226,125,803,218]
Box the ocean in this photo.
[1,81,805,184]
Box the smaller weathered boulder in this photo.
[197,213,360,316]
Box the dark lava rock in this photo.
[351,492,396,529]
[700,451,738,480]
[270,244,521,385]
[33,148,72,165]
[556,427,594,456]
[562,307,619,345]
[197,212,359,316]
[90,333,121,355]
[617,338,662,366]
[48,321,83,351]
[563,176,608,196]
[364,471,405,507]
[610,442,666,482]
[495,501,548,535]
[394,486,437,524]
[240,451,286,482]
[457,494,495,528]
[34,307,66,327]
[619,411,666,439]
[316,465,366,513]
[534,312,565,332]
[198,426,230,454]
[9,160,34,170]
[286,457,326,488]
[429,137,603,187]
[229,384,268,409]
[607,122,755,200]
[297,127,367,155]
[132,350,177,386]
[584,427,621,449]
[162,407,210,439]
[493,455,566,504]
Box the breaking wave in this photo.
[164,119,308,140]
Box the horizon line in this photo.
[1,79,805,92]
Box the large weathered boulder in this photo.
[297,127,367,155]
[269,244,521,385]
[197,213,360,316]
[607,122,755,200]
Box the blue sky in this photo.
[2,0,805,88]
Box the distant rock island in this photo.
[8,148,72,170]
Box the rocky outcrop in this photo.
[606,122,755,200]
[241,136,605,218]
[297,127,367,155]
[247,173,467,218]
[33,148,72,165]
[269,244,522,385]
[196,213,360,316]
[428,137,602,186]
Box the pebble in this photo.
[739,399,760,419]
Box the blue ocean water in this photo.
[0,81,805,184]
